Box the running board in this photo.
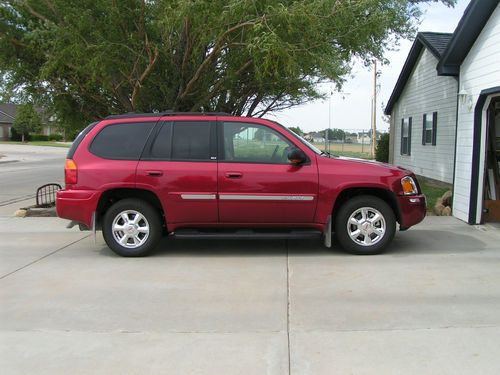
[172,228,322,241]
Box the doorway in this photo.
[483,97,500,222]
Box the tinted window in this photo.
[149,122,172,159]
[223,122,293,163]
[172,121,210,160]
[67,122,97,159]
[90,122,155,160]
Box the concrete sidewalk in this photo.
[1,216,499,374]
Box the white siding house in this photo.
[389,44,458,183]
[449,4,500,222]
[386,0,500,224]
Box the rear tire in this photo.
[334,195,396,255]
[102,198,162,257]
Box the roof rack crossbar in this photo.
[104,111,231,120]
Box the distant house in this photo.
[0,103,57,141]
[305,132,325,144]
[356,131,382,144]
[385,0,500,224]
[0,103,16,141]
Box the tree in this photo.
[375,133,390,163]
[12,104,42,142]
[323,128,346,140]
[0,0,455,133]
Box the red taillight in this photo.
[64,159,77,185]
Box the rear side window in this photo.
[67,122,97,159]
[172,121,211,160]
[149,122,172,159]
[90,122,155,160]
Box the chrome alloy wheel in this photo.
[346,207,386,247]
[111,210,150,249]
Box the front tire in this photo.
[102,198,162,257]
[334,195,396,255]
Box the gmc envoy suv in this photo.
[56,112,426,256]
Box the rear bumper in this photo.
[56,189,100,228]
[397,194,426,230]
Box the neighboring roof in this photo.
[384,32,453,115]
[438,0,498,76]
[0,103,17,123]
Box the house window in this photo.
[422,112,437,145]
[400,117,412,155]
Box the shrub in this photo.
[48,134,63,141]
[375,133,390,163]
[10,127,31,142]
[30,134,49,141]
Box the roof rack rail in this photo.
[104,111,232,120]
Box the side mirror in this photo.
[287,148,307,165]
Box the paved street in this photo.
[1,145,500,374]
[0,144,67,206]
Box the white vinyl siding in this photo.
[391,48,458,183]
[453,4,500,223]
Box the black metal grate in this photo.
[36,183,62,208]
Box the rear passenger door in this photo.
[136,120,218,225]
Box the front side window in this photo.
[401,117,412,155]
[89,122,155,160]
[422,112,437,145]
[172,121,211,160]
[222,122,294,164]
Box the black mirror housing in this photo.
[287,148,307,165]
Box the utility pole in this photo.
[371,60,377,157]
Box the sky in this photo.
[270,0,470,134]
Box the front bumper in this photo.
[397,194,426,230]
[56,189,100,228]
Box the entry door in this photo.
[136,120,218,224]
[217,121,318,223]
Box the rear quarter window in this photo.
[89,122,156,160]
[67,122,97,159]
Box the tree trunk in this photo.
[22,133,25,143]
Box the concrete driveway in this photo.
[1,212,500,375]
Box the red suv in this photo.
[56,112,425,256]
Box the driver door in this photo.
[217,121,318,223]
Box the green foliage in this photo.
[375,132,390,162]
[10,127,30,142]
[324,128,346,140]
[12,104,42,142]
[29,133,62,141]
[0,0,455,132]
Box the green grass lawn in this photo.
[0,141,70,148]
[418,177,451,211]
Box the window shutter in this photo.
[422,114,427,145]
[400,118,404,155]
[432,112,437,146]
[408,117,412,155]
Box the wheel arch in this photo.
[331,187,401,229]
[95,188,165,230]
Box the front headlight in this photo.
[401,176,418,195]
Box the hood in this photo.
[333,156,413,175]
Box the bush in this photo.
[30,134,49,141]
[375,133,390,163]
[48,134,63,141]
[10,127,31,142]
